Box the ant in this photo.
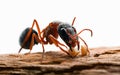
[18,17,93,59]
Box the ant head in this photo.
[58,23,79,50]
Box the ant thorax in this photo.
[52,21,62,24]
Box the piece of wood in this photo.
[0,46,120,75]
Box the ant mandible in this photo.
[18,17,93,59]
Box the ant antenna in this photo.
[72,17,76,26]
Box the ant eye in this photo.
[61,28,66,31]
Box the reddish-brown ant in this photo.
[19,17,93,59]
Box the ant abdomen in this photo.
[19,27,38,49]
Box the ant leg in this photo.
[18,27,33,53]
[48,35,69,55]
[19,19,45,59]
[29,33,40,52]
[49,34,80,57]
[29,33,35,51]
[72,17,76,26]
[40,29,49,44]
[30,19,45,58]
[18,20,41,53]
[24,33,41,55]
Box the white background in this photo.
[0,0,120,54]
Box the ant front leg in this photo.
[48,35,69,55]
[49,34,80,57]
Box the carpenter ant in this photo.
[19,17,93,59]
